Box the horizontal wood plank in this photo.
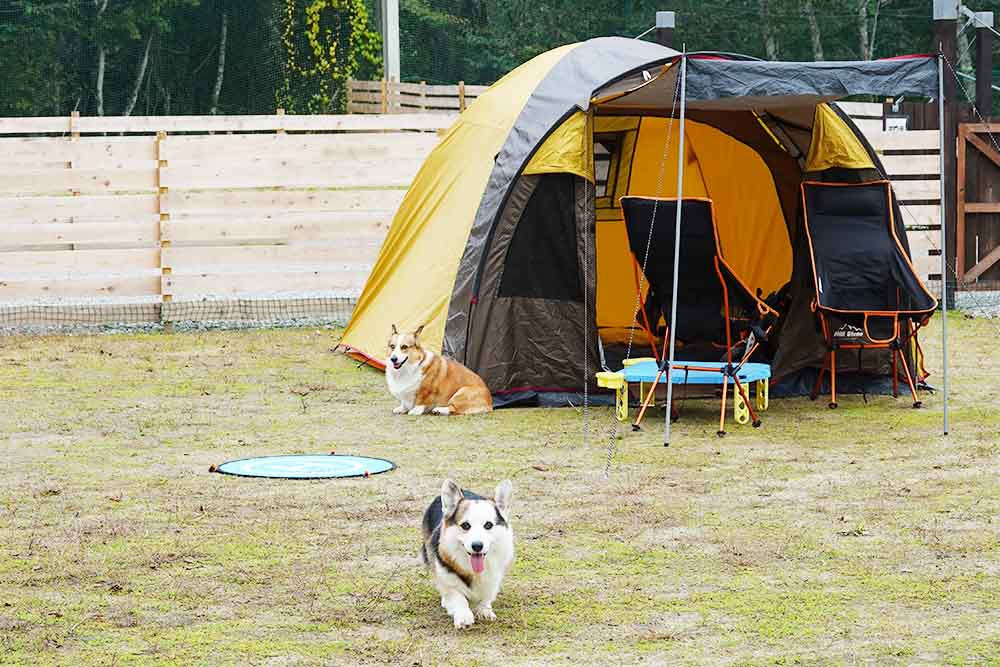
[869,130,940,151]
[162,243,382,268]
[163,132,438,162]
[0,248,158,273]
[168,188,406,216]
[892,179,941,202]
[163,213,390,244]
[836,101,884,118]
[165,270,370,298]
[898,204,940,229]
[0,136,157,164]
[0,194,158,223]
[161,159,421,190]
[0,222,158,250]
[880,154,940,177]
[0,275,160,298]
[0,168,157,195]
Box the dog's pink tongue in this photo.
[469,553,485,573]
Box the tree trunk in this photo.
[209,13,228,115]
[802,0,824,61]
[123,31,153,117]
[759,0,779,60]
[94,0,109,116]
[858,1,870,60]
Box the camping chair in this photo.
[800,180,938,409]
[618,196,780,436]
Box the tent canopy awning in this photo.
[597,54,940,112]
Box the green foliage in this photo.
[277,0,382,114]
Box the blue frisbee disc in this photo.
[214,454,395,480]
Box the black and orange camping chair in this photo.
[800,180,937,409]
[619,196,780,435]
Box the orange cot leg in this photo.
[632,368,665,431]
[732,376,761,428]
[717,374,729,437]
[892,349,899,398]
[896,347,922,408]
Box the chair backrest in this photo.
[620,196,757,343]
[801,181,937,317]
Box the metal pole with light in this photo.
[663,51,687,447]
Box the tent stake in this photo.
[938,53,950,436]
[664,51,688,448]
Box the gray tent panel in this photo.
[444,37,678,362]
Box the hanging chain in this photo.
[601,67,683,479]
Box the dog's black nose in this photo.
[470,541,483,553]
[390,355,398,363]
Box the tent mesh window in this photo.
[594,135,619,198]
[497,173,583,301]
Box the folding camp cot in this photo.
[597,196,779,436]
[800,181,938,408]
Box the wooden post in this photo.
[975,12,994,119]
[934,0,958,307]
[70,110,80,140]
[346,79,354,114]
[458,80,466,112]
[957,124,967,279]
[156,131,173,329]
[420,81,427,112]
[276,107,285,134]
[654,11,675,48]
[380,79,388,113]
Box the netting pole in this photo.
[664,51,687,448]
[157,130,173,332]
[938,54,950,436]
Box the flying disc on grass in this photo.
[212,454,395,480]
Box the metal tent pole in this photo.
[664,51,687,447]
[938,53,950,436]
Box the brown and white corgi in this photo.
[386,324,493,416]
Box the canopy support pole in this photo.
[938,53,950,436]
[663,52,687,448]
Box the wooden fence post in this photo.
[458,81,466,112]
[381,79,388,113]
[420,81,427,112]
[156,130,173,329]
[276,107,285,134]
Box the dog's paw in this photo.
[392,405,407,414]
[473,605,496,621]
[407,406,426,416]
[431,406,451,416]
[453,608,475,629]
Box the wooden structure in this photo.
[957,122,1000,285]
[346,79,489,114]
[0,113,451,324]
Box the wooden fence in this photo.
[346,79,489,114]
[839,101,943,287]
[0,113,452,325]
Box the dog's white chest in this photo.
[386,364,421,404]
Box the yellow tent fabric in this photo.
[339,43,579,362]
[593,117,790,341]
[524,111,593,181]
[805,103,876,172]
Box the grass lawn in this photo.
[2,314,999,666]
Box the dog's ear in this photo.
[391,323,398,335]
[494,480,513,521]
[441,479,463,518]
[413,324,425,338]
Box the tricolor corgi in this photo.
[386,325,493,416]
[421,479,514,629]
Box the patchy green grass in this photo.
[1,313,999,666]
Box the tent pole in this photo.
[664,51,687,448]
[938,53,950,436]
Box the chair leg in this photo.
[733,376,761,428]
[717,374,729,437]
[632,368,664,431]
[829,349,838,409]
[810,360,826,401]
[891,349,899,398]
[896,347,922,408]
